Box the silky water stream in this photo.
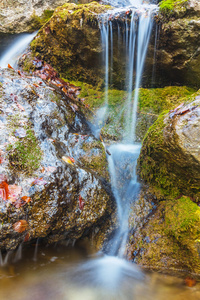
[0,1,200,299]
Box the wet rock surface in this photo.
[155,0,200,87]
[0,68,113,251]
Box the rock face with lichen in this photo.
[0,67,114,252]
[155,0,200,87]
[127,96,200,277]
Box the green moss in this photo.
[7,129,42,175]
[63,82,195,141]
[138,89,200,201]
[29,9,54,31]
[165,196,200,240]
[129,197,200,274]
[159,0,188,13]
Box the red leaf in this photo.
[79,195,84,210]
[13,220,28,233]
[24,232,30,242]
[21,196,31,203]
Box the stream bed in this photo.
[0,242,200,300]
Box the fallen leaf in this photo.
[184,277,196,287]
[69,157,75,163]
[33,83,39,87]
[62,87,68,94]
[0,181,9,201]
[62,156,74,165]
[21,196,31,203]
[8,64,14,69]
[24,232,30,242]
[17,70,22,76]
[13,220,28,233]
[79,195,84,210]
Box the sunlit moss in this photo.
[7,129,42,175]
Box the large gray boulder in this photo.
[0,67,113,251]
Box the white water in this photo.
[0,32,37,69]
[88,0,158,292]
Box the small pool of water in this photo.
[0,242,199,300]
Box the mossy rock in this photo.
[30,2,111,86]
[127,194,200,276]
[138,93,200,201]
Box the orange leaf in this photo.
[8,64,14,69]
[13,220,28,233]
[17,70,22,76]
[21,196,31,203]
[62,87,68,94]
[0,181,9,201]
[33,83,39,87]
[69,157,75,163]
[184,277,196,287]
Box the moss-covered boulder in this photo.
[155,0,200,87]
[127,191,200,276]
[0,68,114,252]
[30,2,111,86]
[138,94,200,200]
[127,93,200,276]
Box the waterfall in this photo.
[96,1,158,257]
[0,31,37,69]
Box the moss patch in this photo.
[8,129,42,175]
[159,0,188,14]
[128,195,200,275]
[29,10,54,31]
[68,81,195,141]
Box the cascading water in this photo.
[74,0,158,294]
[0,31,37,68]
